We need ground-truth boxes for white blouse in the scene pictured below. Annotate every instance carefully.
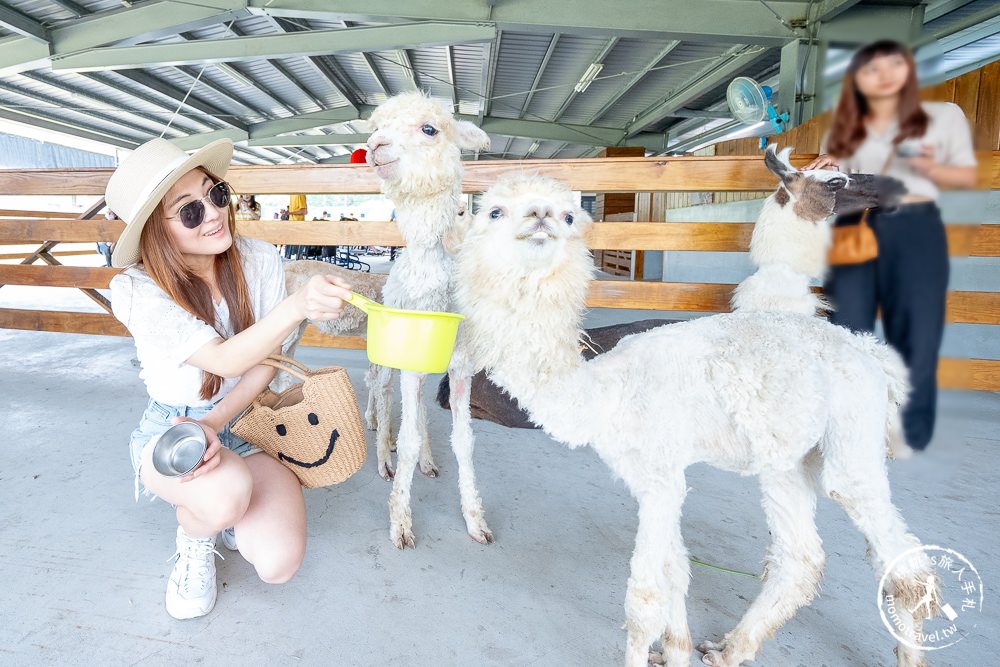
[110,238,288,407]
[823,102,977,200]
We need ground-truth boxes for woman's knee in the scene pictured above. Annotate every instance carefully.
[252,542,305,584]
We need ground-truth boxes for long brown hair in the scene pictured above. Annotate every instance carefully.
[139,168,255,400]
[826,40,928,158]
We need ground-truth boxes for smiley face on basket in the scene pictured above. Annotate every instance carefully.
[273,411,339,470]
[231,356,368,488]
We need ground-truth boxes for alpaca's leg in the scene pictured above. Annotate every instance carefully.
[821,436,931,667]
[417,383,439,477]
[447,370,493,544]
[364,363,379,430]
[373,365,396,481]
[698,463,823,667]
[625,472,691,667]
[387,370,425,549]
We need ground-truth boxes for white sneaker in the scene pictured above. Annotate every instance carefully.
[220,527,238,552]
[165,526,219,620]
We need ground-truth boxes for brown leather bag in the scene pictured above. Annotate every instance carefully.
[827,152,892,266]
[828,208,879,266]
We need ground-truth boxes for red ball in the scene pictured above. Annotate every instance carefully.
[350,148,368,164]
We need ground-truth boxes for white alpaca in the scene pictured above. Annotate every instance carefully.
[364,92,493,548]
[454,173,935,667]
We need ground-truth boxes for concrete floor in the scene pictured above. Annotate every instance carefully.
[1,305,997,666]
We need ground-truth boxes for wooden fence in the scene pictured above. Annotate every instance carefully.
[1,154,998,391]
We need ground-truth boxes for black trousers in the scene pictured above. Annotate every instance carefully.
[823,202,949,450]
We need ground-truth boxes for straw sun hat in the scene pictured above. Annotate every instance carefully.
[106,138,234,268]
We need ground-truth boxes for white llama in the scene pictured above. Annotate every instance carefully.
[364,92,493,547]
[454,172,935,667]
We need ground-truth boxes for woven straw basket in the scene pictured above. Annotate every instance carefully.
[231,355,367,488]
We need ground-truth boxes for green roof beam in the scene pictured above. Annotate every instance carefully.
[51,22,497,73]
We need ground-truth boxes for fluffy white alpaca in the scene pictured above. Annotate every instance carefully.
[364,92,493,547]
[455,174,935,667]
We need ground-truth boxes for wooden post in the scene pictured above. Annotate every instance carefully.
[593,146,645,277]
[634,191,667,280]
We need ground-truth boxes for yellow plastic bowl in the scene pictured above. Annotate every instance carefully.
[347,292,464,373]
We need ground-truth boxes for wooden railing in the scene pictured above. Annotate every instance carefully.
[1,154,998,391]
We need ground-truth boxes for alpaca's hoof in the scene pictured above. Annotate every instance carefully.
[365,416,377,431]
[419,460,440,478]
[647,650,665,665]
[378,461,395,481]
[469,527,494,545]
[389,440,397,453]
[391,526,415,550]
[696,641,725,654]
[700,651,728,667]
[698,646,738,667]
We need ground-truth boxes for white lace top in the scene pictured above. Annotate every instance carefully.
[110,238,287,407]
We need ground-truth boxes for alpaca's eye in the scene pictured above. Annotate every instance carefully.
[421,124,438,137]
[489,208,502,220]
[564,214,574,225]
[276,424,287,437]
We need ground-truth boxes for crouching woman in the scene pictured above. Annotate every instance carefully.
[107,138,352,620]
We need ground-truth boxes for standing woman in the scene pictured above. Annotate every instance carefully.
[236,193,262,221]
[107,138,352,619]
[806,40,977,450]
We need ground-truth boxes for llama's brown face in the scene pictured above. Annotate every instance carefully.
[765,145,905,220]
[774,175,844,221]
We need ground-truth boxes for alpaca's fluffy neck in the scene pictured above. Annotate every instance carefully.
[732,194,832,316]
[385,182,462,250]
[459,246,594,446]
[750,194,831,280]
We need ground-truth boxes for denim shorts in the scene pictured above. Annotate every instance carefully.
[129,399,261,500]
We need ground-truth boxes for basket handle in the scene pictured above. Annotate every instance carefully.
[267,354,311,373]
[259,355,310,381]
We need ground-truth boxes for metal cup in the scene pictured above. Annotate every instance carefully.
[150,421,208,477]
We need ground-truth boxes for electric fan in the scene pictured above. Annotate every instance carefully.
[726,76,788,133]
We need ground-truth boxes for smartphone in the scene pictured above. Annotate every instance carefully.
[895,142,924,158]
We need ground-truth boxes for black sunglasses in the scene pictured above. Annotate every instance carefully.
[169,181,232,229]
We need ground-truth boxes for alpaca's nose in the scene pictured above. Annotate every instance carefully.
[525,202,554,220]
[367,133,390,152]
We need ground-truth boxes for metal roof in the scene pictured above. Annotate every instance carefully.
[0,0,997,165]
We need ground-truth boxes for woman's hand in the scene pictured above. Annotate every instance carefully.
[295,274,353,321]
[803,154,840,171]
[171,416,224,483]
[907,144,936,176]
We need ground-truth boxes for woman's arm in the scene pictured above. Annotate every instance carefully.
[200,361,278,432]
[172,360,280,482]
[186,273,351,378]
[909,146,977,189]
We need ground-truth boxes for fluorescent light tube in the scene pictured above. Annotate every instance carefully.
[574,63,604,93]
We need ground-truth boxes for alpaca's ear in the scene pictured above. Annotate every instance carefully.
[573,207,594,232]
[454,121,491,152]
[764,145,797,182]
